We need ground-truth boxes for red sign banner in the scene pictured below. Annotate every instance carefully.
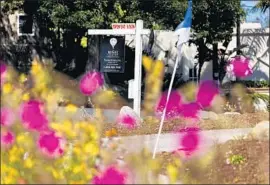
[112,23,136,30]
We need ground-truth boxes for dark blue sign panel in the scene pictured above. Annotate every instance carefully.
[100,36,125,73]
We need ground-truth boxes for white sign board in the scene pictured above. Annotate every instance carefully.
[88,20,148,117]
[112,23,136,30]
[128,79,134,99]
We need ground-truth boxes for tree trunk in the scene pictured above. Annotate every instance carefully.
[198,62,203,82]
[197,39,205,82]
[86,35,100,72]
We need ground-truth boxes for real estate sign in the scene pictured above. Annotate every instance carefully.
[112,23,136,30]
[99,36,125,73]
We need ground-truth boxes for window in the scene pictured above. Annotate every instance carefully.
[17,14,34,36]
[189,64,198,83]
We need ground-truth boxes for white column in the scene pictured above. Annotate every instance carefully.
[133,20,143,117]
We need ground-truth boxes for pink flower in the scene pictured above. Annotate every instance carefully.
[0,108,15,127]
[0,62,7,77]
[1,130,15,146]
[178,127,201,157]
[117,115,137,129]
[155,90,182,119]
[38,131,65,157]
[92,166,127,184]
[79,71,104,96]
[196,80,219,108]
[0,62,7,85]
[227,56,253,78]
[117,106,140,129]
[178,102,201,119]
[20,100,49,132]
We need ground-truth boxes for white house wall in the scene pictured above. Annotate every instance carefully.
[126,23,269,82]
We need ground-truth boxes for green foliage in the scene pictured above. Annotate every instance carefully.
[239,80,269,88]
[1,0,244,78]
[0,0,24,13]
[249,93,269,104]
[253,0,270,13]
[228,154,246,165]
[192,0,245,44]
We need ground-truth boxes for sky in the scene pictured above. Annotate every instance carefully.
[241,0,269,28]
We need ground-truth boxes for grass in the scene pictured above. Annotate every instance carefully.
[101,111,269,137]
[157,139,269,184]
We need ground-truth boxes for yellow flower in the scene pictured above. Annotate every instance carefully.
[174,158,182,167]
[72,164,85,174]
[31,61,43,75]
[167,164,178,183]
[152,60,164,77]
[65,103,78,113]
[149,159,160,171]
[19,73,27,83]
[1,163,7,173]
[2,83,12,94]
[69,181,85,184]
[80,36,88,48]
[24,158,34,169]
[199,150,214,168]
[16,133,33,148]
[73,146,82,156]
[51,120,76,139]
[83,142,99,156]
[93,90,116,105]
[9,155,19,163]
[22,93,30,101]
[9,167,19,177]
[8,146,24,163]
[3,175,16,184]
[51,168,65,180]
[142,55,153,72]
[79,124,99,140]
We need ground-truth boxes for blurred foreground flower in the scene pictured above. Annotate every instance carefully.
[0,61,7,83]
[196,80,219,108]
[178,102,201,119]
[167,164,178,183]
[178,127,201,157]
[105,128,118,137]
[226,56,253,78]
[79,71,104,96]
[92,166,127,184]
[0,108,15,126]
[20,100,49,132]
[1,130,15,146]
[38,131,65,158]
[155,90,182,119]
[117,106,140,129]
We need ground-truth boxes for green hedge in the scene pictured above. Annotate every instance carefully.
[239,80,269,88]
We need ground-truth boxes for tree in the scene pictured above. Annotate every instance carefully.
[1,0,186,75]
[1,0,244,84]
[254,0,270,13]
[191,0,245,82]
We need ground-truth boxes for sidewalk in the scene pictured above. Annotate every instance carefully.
[106,128,252,154]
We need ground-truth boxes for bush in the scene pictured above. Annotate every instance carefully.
[239,80,269,88]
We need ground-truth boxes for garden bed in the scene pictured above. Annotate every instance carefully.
[101,112,269,137]
[157,139,269,184]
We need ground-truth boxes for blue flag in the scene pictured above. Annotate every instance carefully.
[175,0,192,46]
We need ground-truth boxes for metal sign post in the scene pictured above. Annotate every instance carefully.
[88,20,150,117]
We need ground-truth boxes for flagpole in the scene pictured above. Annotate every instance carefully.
[152,45,182,159]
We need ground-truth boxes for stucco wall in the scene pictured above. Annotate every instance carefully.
[126,23,269,82]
